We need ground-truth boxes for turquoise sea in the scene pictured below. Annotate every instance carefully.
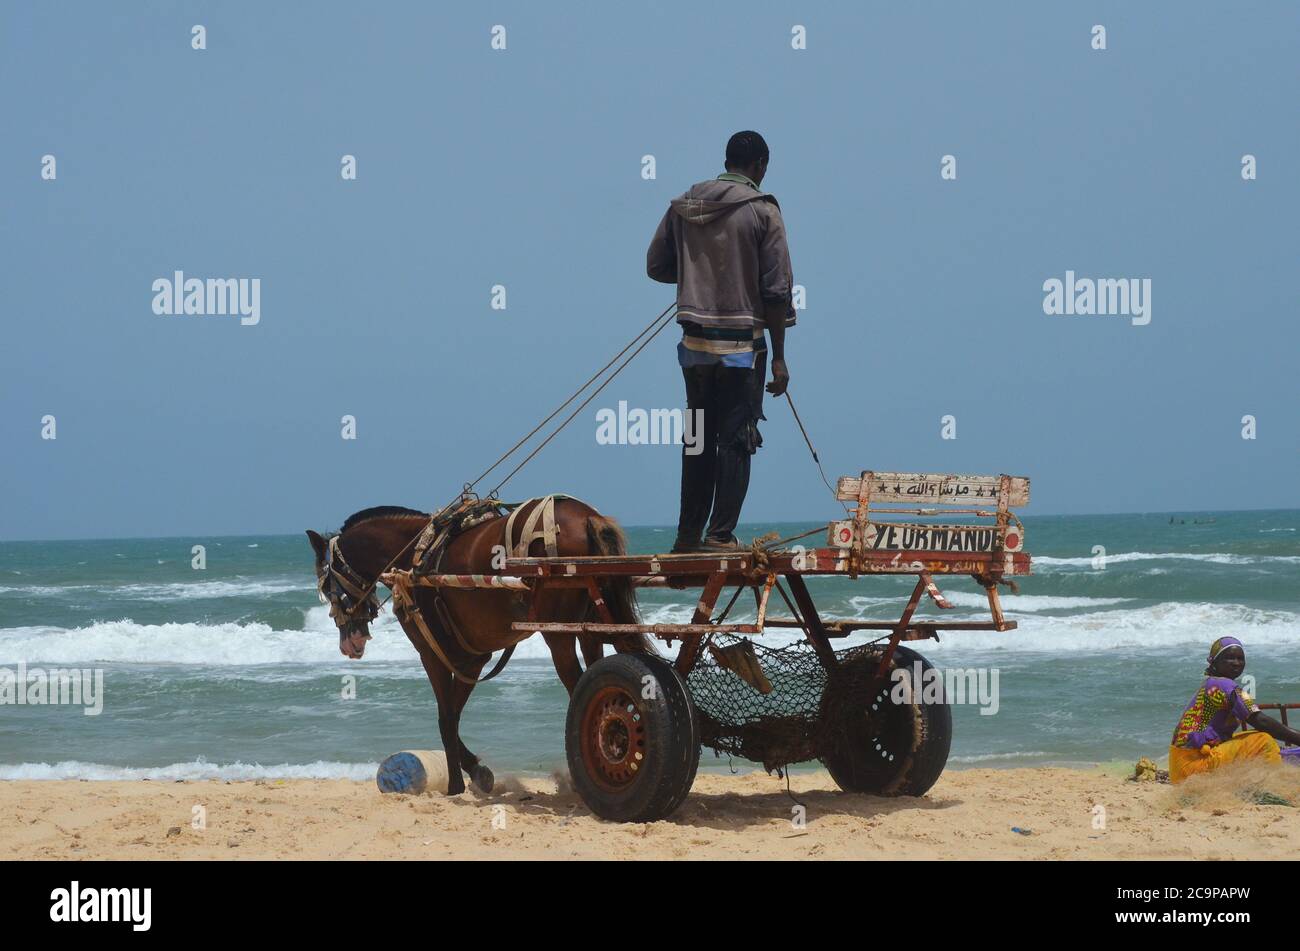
[1,510,1297,780]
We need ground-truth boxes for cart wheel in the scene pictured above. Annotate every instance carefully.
[565,652,699,822]
[820,645,952,797]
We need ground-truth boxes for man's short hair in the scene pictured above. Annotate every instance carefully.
[725,131,769,170]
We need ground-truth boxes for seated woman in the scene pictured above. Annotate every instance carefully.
[1169,636,1300,783]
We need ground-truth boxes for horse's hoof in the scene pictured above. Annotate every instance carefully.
[470,764,495,794]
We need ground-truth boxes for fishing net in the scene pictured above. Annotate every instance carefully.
[685,632,885,773]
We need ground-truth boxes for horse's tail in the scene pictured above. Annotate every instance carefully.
[585,515,656,656]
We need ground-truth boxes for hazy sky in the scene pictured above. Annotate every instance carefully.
[3,2,1297,540]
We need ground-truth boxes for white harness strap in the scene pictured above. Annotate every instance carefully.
[504,495,562,559]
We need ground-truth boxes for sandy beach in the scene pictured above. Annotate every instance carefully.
[4,763,1297,860]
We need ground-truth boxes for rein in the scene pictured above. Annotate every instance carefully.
[320,299,834,684]
[329,300,677,618]
[321,301,837,685]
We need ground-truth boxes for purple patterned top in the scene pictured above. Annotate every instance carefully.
[1171,676,1259,748]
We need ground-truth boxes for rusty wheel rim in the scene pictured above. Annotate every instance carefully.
[580,685,647,793]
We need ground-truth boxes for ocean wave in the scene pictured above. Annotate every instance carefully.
[3,599,1297,666]
[914,601,1300,654]
[487,600,1300,658]
[948,751,1053,764]
[846,594,933,614]
[0,614,413,665]
[921,591,1134,612]
[0,760,375,781]
[1033,551,1300,569]
[0,578,310,601]
[0,584,85,597]
[116,579,310,601]
[630,599,1300,655]
[639,596,971,625]
[637,603,698,625]
[0,607,613,666]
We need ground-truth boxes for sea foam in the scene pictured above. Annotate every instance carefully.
[2,600,1297,666]
[1033,551,1300,568]
[0,759,376,781]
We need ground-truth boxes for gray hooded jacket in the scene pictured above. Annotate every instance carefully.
[646,178,795,334]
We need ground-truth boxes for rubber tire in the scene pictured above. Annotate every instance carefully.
[821,645,952,797]
[565,653,700,822]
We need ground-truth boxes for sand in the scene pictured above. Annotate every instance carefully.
[3,764,1297,860]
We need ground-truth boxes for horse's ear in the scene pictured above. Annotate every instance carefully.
[305,530,328,563]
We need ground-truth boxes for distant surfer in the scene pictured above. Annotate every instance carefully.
[646,130,796,553]
[1168,636,1300,783]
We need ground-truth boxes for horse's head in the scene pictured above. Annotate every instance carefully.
[306,528,379,659]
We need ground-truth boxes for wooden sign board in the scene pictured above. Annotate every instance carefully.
[836,472,1030,508]
[828,521,1024,554]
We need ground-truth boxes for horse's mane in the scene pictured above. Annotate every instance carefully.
[339,505,428,534]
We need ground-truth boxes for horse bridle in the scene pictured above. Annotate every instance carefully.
[315,499,518,683]
[318,535,381,627]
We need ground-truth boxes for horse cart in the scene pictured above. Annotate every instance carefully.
[370,470,1032,822]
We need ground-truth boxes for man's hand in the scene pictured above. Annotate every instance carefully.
[766,358,790,396]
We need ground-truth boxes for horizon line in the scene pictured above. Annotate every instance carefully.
[1,505,1295,545]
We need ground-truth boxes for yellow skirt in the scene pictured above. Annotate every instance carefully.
[1168,731,1281,784]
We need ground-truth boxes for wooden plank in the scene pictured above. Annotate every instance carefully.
[676,572,727,676]
[510,621,760,636]
[858,552,1030,575]
[836,472,1030,507]
[504,547,1032,578]
[828,521,1025,553]
[761,619,1017,633]
[514,618,1020,638]
[586,578,615,624]
[783,574,837,669]
[871,575,929,688]
[515,572,1027,641]
[505,553,751,576]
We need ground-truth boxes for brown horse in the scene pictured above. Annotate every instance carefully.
[307,498,651,795]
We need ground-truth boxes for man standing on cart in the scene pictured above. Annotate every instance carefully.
[646,130,796,553]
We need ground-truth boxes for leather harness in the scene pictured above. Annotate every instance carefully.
[387,495,574,685]
[319,535,381,627]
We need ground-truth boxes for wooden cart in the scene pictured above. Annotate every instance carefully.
[390,470,1031,821]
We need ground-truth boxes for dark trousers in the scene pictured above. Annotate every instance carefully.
[677,352,766,544]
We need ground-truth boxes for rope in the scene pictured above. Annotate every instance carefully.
[357,309,846,608]
[346,526,422,608]
[453,302,676,507]
[784,769,808,811]
[711,584,746,625]
[486,305,678,498]
[749,531,781,571]
[449,309,839,526]
[784,390,850,514]
[349,304,678,608]
[764,525,827,550]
